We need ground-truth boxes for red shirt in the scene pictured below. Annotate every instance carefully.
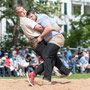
[5,58,10,66]
[15,49,19,54]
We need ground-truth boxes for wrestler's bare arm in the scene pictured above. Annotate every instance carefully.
[34,24,44,31]
[37,24,54,42]
[38,24,60,39]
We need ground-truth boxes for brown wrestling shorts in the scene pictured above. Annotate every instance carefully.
[28,37,38,51]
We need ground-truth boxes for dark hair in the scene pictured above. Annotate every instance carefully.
[26,9,36,17]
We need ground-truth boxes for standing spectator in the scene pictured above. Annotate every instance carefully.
[59,46,64,58]
[15,45,20,55]
[77,47,82,54]
[65,46,72,58]
[20,45,26,55]
[8,49,12,58]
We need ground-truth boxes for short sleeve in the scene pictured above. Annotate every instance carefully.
[39,17,50,28]
[24,18,37,29]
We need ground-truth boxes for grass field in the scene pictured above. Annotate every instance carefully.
[0,73,90,79]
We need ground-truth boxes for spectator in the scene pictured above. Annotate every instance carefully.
[15,45,20,55]
[65,46,72,58]
[18,53,28,76]
[0,48,4,58]
[28,53,39,72]
[61,52,69,69]
[20,45,26,55]
[76,54,89,73]
[69,55,78,74]
[0,57,5,77]
[77,47,82,54]
[60,46,64,58]
[8,50,12,58]
[10,53,18,76]
[4,53,11,76]
[57,52,61,58]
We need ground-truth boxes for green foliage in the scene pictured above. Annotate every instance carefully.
[64,14,90,48]
[0,0,61,48]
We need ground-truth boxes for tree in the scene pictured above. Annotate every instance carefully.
[64,14,90,48]
[0,0,61,48]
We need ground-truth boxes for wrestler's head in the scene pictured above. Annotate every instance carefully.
[26,10,37,21]
[15,6,27,17]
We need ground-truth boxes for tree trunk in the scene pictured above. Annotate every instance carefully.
[12,25,20,46]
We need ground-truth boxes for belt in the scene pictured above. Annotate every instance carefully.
[30,36,38,40]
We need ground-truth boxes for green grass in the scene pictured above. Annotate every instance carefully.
[65,73,90,79]
[0,76,26,79]
[0,73,90,79]
[37,73,90,79]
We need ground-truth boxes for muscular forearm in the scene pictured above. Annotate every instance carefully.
[34,24,44,31]
[39,25,51,38]
[52,27,60,32]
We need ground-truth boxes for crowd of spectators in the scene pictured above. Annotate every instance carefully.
[0,45,90,77]
[56,46,90,74]
[0,45,43,77]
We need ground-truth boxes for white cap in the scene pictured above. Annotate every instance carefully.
[75,55,78,58]
[84,54,89,57]
[31,53,36,57]
[57,52,60,54]
[1,57,6,60]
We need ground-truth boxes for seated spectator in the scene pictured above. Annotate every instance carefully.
[57,52,61,58]
[69,55,78,74]
[28,53,39,72]
[65,46,72,58]
[4,53,11,76]
[59,46,64,58]
[18,53,29,76]
[10,53,18,77]
[76,54,89,73]
[61,52,69,69]
[0,57,5,77]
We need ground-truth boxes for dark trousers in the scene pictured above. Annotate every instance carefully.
[5,66,11,77]
[11,70,17,77]
[35,41,70,81]
[0,67,5,77]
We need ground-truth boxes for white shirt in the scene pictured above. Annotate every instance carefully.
[10,58,18,71]
[20,17,40,39]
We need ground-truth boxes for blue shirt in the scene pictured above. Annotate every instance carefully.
[80,56,89,64]
[61,56,69,68]
[65,50,72,58]
[36,14,60,42]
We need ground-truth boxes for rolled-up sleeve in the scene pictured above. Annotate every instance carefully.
[24,18,37,29]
